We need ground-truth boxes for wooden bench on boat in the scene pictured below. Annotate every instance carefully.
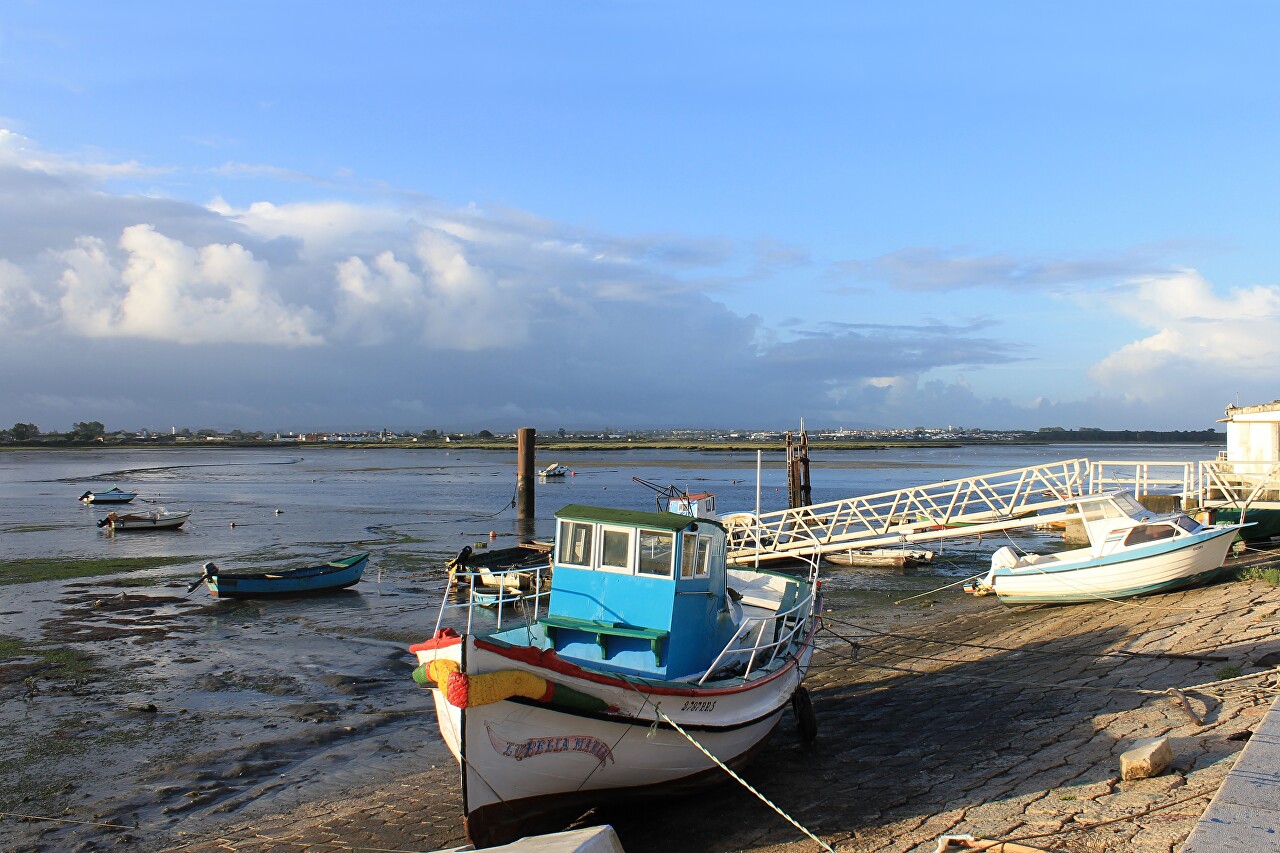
[538,614,669,665]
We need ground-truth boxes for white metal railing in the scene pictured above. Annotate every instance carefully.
[1198,459,1280,509]
[1088,460,1195,498]
[696,581,817,684]
[725,459,1090,564]
[700,544,821,684]
[433,564,551,636]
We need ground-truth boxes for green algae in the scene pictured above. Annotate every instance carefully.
[0,634,98,678]
[0,556,192,586]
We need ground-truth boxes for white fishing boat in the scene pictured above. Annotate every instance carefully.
[97,508,192,531]
[411,503,821,847]
[539,463,570,478]
[964,491,1246,605]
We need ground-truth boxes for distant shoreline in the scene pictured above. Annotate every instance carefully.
[0,434,1225,453]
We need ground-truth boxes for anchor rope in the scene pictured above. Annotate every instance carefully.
[652,705,835,853]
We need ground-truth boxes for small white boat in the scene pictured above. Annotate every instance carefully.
[539,463,570,477]
[825,548,934,569]
[97,509,192,531]
[80,487,137,504]
[411,503,820,847]
[964,491,1246,605]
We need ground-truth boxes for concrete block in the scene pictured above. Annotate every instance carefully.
[1121,736,1173,781]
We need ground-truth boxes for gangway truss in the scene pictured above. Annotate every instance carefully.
[724,458,1091,565]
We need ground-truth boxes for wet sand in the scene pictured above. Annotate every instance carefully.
[79,551,1276,853]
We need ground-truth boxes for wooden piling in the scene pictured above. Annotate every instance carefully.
[517,427,535,522]
[786,430,812,509]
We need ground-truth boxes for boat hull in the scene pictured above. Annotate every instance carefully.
[825,549,933,570]
[206,554,368,598]
[985,526,1239,605]
[419,628,813,847]
[103,511,191,531]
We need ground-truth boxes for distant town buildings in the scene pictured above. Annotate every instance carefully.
[1,423,1223,445]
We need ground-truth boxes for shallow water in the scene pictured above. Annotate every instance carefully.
[0,443,1219,850]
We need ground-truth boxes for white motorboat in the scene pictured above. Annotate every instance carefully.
[964,491,1246,605]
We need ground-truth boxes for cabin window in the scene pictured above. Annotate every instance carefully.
[1176,515,1200,533]
[1123,524,1176,546]
[558,520,594,568]
[681,532,713,578]
[600,526,634,573]
[638,529,675,577]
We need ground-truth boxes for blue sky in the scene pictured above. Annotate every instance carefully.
[2,2,1278,433]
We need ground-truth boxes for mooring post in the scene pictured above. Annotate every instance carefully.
[517,427,535,522]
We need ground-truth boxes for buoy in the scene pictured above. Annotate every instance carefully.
[274,509,283,515]
[489,531,497,539]
[230,522,236,528]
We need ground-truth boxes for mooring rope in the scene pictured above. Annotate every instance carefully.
[893,570,988,604]
[652,704,835,853]
[821,614,1229,662]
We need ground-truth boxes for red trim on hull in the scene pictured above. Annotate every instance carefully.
[409,628,462,654]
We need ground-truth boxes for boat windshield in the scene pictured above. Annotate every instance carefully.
[1110,492,1150,518]
[1080,499,1130,524]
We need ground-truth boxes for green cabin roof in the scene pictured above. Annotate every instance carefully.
[554,504,708,532]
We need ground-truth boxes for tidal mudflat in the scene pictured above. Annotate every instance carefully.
[0,443,1230,850]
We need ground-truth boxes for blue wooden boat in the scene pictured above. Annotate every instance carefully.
[193,552,369,598]
[80,486,137,504]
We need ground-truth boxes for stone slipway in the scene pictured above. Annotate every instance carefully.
[158,560,1280,853]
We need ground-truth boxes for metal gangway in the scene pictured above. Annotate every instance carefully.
[725,458,1091,565]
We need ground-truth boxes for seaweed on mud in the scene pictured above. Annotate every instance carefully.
[0,635,98,684]
[0,556,193,586]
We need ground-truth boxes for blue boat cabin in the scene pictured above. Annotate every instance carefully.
[541,504,739,678]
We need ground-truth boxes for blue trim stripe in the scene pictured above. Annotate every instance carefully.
[990,526,1239,578]
[995,565,1230,605]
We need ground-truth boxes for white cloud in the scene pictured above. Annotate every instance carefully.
[233,200,410,258]
[0,258,53,331]
[0,128,169,181]
[5,126,1239,432]
[56,225,323,346]
[1091,269,1280,397]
